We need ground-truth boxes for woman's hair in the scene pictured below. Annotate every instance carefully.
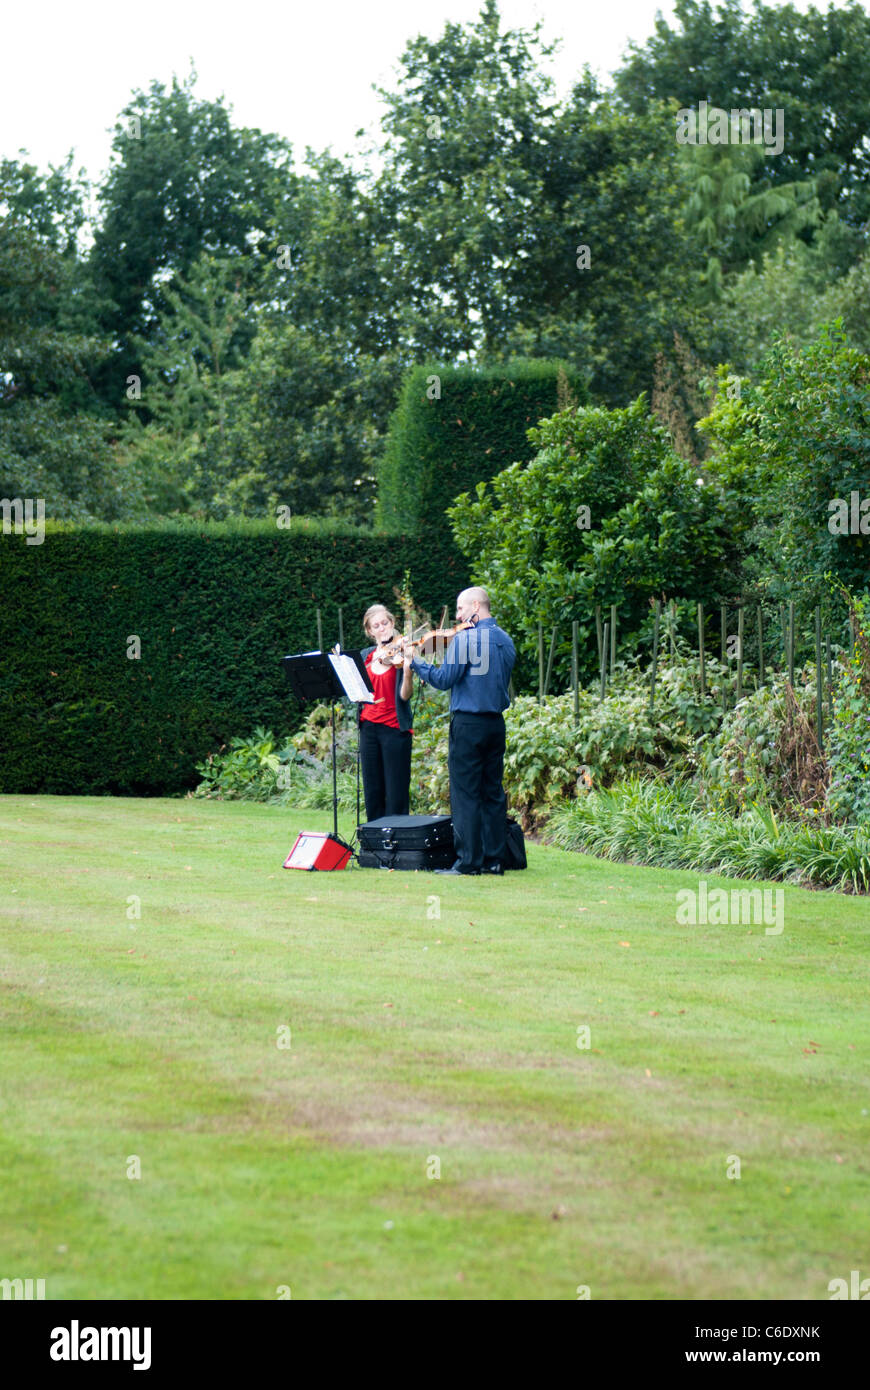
[362,604,395,638]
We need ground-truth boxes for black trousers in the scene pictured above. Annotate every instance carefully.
[359,721,412,822]
[448,711,507,872]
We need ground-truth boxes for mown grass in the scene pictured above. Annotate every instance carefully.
[1,795,868,1300]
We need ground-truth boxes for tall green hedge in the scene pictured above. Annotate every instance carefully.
[377,359,588,532]
[0,519,468,795]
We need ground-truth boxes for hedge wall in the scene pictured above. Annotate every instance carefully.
[0,520,468,795]
[377,359,588,532]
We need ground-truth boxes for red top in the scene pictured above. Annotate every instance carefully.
[360,650,401,728]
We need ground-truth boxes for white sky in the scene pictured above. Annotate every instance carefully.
[2,0,836,192]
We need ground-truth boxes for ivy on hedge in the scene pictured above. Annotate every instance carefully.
[0,519,467,795]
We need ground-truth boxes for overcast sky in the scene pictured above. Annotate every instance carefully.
[2,0,834,190]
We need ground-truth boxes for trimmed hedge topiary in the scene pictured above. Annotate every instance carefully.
[0,518,467,795]
[377,359,587,532]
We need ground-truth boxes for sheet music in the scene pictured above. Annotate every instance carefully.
[328,652,374,702]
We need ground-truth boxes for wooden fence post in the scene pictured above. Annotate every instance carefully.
[610,604,617,678]
[698,604,706,699]
[650,600,661,711]
[788,600,795,687]
[600,622,609,701]
[815,608,823,750]
[543,626,557,700]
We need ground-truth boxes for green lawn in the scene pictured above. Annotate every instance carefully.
[1,795,868,1300]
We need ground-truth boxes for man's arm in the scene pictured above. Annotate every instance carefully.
[410,633,468,690]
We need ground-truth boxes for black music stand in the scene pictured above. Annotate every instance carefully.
[281,650,374,848]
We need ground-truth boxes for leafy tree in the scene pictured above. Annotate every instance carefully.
[615,0,870,226]
[681,137,818,299]
[121,252,253,512]
[88,68,298,408]
[448,397,741,686]
[0,157,106,409]
[499,93,703,405]
[700,327,870,603]
[372,0,560,362]
[0,162,133,518]
[219,318,397,520]
[373,2,704,406]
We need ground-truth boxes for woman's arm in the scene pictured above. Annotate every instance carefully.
[400,653,414,702]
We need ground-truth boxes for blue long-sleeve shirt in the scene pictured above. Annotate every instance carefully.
[410,617,516,713]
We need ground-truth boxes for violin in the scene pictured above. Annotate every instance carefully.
[370,617,477,674]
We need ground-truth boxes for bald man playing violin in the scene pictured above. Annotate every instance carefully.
[407,587,516,876]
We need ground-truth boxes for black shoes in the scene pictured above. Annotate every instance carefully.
[434,861,504,876]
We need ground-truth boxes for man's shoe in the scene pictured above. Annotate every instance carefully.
[435,862,480,876]
[483,862,504,875]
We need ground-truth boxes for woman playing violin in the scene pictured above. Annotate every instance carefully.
[358,603,415,821]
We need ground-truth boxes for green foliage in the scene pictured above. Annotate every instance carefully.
[828,596,870,826]
[89,69,294,390]
[192,716,360,810]
[550,776,870,893]
[221,319,398,522]
[701,327,870,602]
[448,397,743,685]
[697,672,830,818]
[503,687,692,816]
[0,398,143,522]
[378,359,586,532]
[193,725,286,802]
[681,138,818,301]
[373,3,702,406]
[615,0,870,227]
[0,523,467,795]
[373,0,562,363]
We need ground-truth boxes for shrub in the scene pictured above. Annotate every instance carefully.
[697,670,831,818]
[827,595,870,826]
[448,396,744,690]
[549,776,870,893]
[377,359,586,532]
[0,520,467,795]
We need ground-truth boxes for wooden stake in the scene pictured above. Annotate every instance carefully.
[650,600,661,711]
[572,620,579,724]
[788,600,795,687]
[544,626,557,699]
[815,607,823,750]
[698,603,706,699]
